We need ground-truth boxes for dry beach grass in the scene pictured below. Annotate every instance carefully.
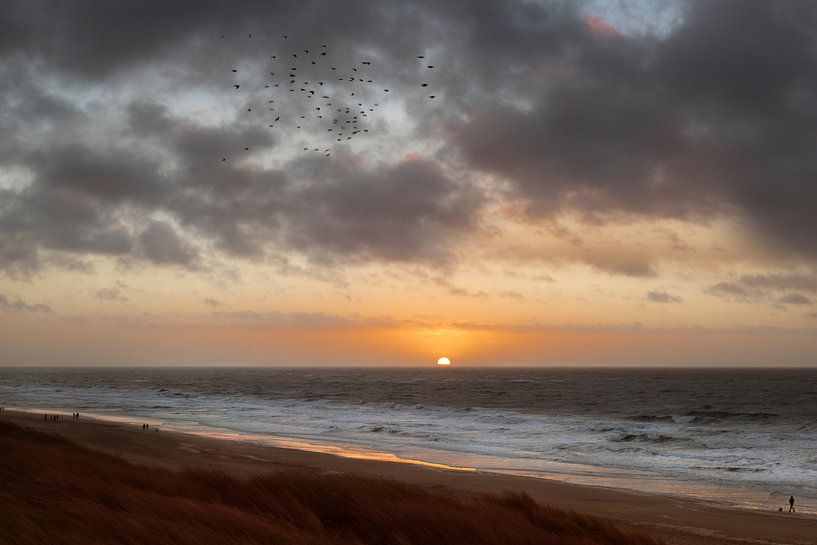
[0,420,661,545]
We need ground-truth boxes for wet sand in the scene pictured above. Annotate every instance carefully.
[2,409,814,545]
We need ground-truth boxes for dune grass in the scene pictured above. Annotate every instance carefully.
[0,421,663,545]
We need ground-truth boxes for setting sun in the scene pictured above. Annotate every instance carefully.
[436,357,451,366]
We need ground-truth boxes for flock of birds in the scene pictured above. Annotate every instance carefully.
[221,33,437,161]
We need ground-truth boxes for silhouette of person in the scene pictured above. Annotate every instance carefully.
[789,496,795,513]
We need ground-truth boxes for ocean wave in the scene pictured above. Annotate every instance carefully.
[692,466,767,473]
[628,414,675,422]
[685,410,778,421]
[612,433,684,444]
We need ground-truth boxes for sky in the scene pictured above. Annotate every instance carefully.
[2,0,817,366]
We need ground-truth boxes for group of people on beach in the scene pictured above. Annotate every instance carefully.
[42,412,80,422]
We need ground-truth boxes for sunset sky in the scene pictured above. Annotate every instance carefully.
[2,0,817,366]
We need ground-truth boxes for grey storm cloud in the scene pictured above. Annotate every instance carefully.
[34,144,169,205]
[707,273,817,305]
[136,221,200,267]
[499,290,524,299]
[446,0,817,251]
[777,293,812,306]
[647,290,682,303]
[2,0,817,277]
[739,274,817,293]
[210,310,393,329]
[705,282,751,302]
[0,294,50,313]
[95,286,128,303]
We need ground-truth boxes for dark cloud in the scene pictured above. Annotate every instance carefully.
[777,293,812,306]
[136,221,199,267]
[203,297,222,308]
[739,274,817,293]
[168,146,479,264]
[499,290,523,299]
[0,294,50,313]
[583,250,656,277]
[3,187,131,248]
[1,71,478,277]
[447,0,817,257]
[707,273,817,305]
[2,0,817,279]
[278,158,480,264]
[647,290,682,303]
[34,144,169,205]
[706,282,750,301]
[95,287,128,303]
[0,1,232,79]
[211,310,387,329]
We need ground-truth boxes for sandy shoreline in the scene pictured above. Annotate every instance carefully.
[2,409,815,545]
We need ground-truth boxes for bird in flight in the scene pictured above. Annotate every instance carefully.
[223,35,438,160]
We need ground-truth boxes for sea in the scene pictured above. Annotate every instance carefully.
[1,367,815,514]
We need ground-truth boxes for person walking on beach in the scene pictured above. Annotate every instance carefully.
[789,496,795,513]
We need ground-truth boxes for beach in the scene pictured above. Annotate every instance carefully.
[3,367,814,513]
[1,409,814,545]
